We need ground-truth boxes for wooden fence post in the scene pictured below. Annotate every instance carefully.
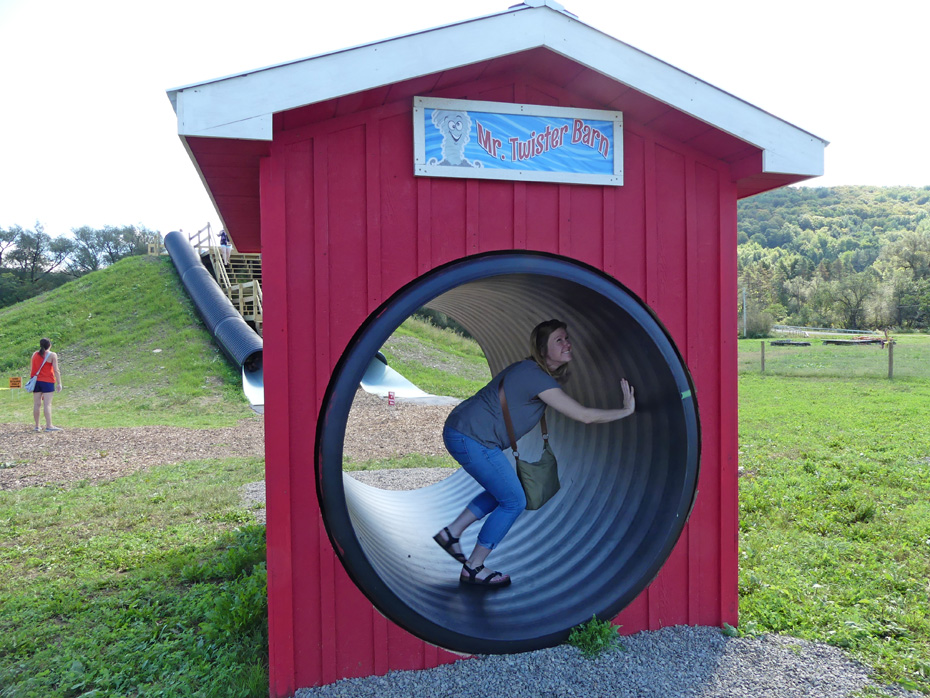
[888,341,894,379]
[761,340,765,374]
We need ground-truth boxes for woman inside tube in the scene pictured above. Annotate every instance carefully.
[434,319,635,587]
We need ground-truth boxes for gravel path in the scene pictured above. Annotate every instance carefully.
[0,389,452,491]
[295,626,919,698]
[0,417,265,490]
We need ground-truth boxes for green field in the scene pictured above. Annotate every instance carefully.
[738,334,930,381]
[0,460,268,698]
[737,336,930,691]
[378,315,490,399]
[738,372,930,691]
[1,261,929,694]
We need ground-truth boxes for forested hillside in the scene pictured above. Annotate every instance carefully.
[736,186,930,333]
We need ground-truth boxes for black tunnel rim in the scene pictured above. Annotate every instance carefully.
[315,250,700,654]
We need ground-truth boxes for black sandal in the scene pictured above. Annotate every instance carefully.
[459,563,511,587]
[433,527,467,564]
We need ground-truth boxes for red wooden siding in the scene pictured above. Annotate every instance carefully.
[690,161,724,626]
[262,76,739,694]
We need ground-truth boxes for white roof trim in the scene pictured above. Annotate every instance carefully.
[167,3,826,177]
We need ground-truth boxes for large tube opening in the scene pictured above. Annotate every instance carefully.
[317,251,700,655]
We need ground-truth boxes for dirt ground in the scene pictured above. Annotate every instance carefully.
[0,389,455,491]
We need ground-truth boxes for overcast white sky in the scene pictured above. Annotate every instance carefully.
[1,0,927,238]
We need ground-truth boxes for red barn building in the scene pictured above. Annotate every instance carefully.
[168,3,826,696]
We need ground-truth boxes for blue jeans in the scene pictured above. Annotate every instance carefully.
[443,426,526,550]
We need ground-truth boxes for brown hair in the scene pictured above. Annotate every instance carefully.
[39,338,51,357]
[528,319,570,383]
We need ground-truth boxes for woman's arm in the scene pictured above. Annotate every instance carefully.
[51,352,62,391]
[538,379,635,424]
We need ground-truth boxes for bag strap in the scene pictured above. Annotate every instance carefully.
[32,352,50,378]
[498,373,548,459]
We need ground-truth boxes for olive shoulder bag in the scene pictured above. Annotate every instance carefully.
[498,376,560,510]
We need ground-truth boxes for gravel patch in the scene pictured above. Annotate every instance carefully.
[344,389,455,462]
[0,417,264,490]
[239,480,269,524]
[294,626,919,698]
[347,467,453,489]
[0,388,451,491]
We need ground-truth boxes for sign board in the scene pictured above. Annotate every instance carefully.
[413,97,623,186]
[9,377,22,389]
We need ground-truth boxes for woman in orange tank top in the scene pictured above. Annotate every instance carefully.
[30,338,63,432]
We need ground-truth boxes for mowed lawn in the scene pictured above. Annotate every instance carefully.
[737,336,930,692]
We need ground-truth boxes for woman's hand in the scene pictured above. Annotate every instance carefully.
[539,379,636,425]
[620,378,635,414]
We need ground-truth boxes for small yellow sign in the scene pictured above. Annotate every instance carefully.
[9,377,22,389]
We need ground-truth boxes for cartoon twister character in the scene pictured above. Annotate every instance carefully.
[428,109,482,168]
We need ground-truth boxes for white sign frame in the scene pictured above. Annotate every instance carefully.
[413,96,623,186]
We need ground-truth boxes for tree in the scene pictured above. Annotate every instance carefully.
[875,227,930,281]
[881,272,930,329]
[867,281,898,328]
[826,271,878,329]
[5,224,74,282]
[766,222,799,248]
[68,227,104,275]
[739,262,778,314]
[783,276,814,317]
[801,279,835,327]
[1,222,164,309]
[68,225,161,275]
[0,226,18,266]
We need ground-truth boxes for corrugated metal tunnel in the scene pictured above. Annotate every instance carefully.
[317,251,700,655]
[164,230,263,372]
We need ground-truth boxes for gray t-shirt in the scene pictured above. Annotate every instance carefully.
[445,360,561,450]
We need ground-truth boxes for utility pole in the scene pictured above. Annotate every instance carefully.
[742,287,748,338]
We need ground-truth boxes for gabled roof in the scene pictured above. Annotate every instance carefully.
[168,0,827,249]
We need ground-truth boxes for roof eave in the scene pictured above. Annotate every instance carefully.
[167,3,826,180]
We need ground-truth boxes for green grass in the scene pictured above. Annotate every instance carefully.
[378,316,490,399]
[567,616,624,658]
[0,255,246,428]
[344,452,458,471]
[738,334,930,381]
[0,457,267,698]
[738,373,930,692]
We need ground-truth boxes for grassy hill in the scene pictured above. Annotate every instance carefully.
[0,255,246,428]
[380,314,490,398]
